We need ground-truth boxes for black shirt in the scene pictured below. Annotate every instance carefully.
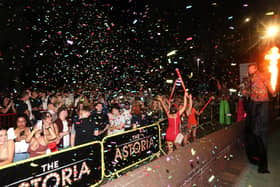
[92,111,109,140]
[72,115,97,146]
[14,99,28,115]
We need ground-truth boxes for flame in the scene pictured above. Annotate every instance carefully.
[265,46,280,91]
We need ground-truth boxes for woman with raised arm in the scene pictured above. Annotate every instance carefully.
[184,95,199,144]
[41,112,60,152]
[0,96,16,114]
[26,125,48,158]
[158,92,188,153]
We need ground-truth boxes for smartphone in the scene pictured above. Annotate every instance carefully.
[20,131,25,136]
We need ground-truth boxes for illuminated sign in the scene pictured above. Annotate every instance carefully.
[0,141,103,187]
[103,124,160,176]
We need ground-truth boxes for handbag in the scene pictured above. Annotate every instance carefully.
[175,133,184,144]
[174,113,184,144]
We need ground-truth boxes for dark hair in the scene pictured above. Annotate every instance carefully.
[20,91,29,99]
[57,105,68,116]
[81,105,91,112]
[1,96,9,106]
[124,101,130,106]
[41,112,52,121]
[15,114,32,128]
[169,104,178,114]
[48,94,56,105]
[95,102,103,107]
[0,126,7,131]
[110,103,120,112]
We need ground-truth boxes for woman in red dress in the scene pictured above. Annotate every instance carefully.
[158,93,188,153]
[184,95,199,144]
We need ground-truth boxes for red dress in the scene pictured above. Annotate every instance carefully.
[166,112,180,142]
[187,108,197,129]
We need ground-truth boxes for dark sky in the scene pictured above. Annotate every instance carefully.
[0,0,279,92]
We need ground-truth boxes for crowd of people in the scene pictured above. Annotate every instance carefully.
[0,83,241,167]
[0,88,167,166]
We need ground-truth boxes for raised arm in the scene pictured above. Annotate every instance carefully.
[26,127,39,143]
[158,96,169,115]
[179,93,188,115]
[186,95,193,116]
[0,102,13,114]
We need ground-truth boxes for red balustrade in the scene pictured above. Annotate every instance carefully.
[0,113,17,129]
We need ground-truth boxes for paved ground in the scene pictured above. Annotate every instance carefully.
[237,117,280,187]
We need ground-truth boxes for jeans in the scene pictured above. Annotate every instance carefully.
[246,101,271,169]
[13,153,29,162]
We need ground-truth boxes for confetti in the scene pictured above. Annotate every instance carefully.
[208,175,215,183]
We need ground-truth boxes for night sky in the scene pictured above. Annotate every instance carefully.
[0,0,279,94]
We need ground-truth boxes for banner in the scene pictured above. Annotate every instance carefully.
[103,123,160,176]
[0,141,103,187]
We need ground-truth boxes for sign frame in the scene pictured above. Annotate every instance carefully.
[0,141,104,187]
[102,122,163,178]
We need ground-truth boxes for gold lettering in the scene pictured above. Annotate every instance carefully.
[62,167,73,186]
[18,182,30,187]
[73,165,79,181]
[30,177,42,187]
[114,147,123,161]
[128,143,133,155]
[78,162,91,179]
[141,139,146,152]
[123,145,129,158]
[42,172,60,187]
[134,141,141,154]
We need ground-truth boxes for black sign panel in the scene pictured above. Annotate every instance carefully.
[0,142,102,187]
[103,124,160,176]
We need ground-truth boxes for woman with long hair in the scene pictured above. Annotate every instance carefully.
[7,114,30,162]
[41,112,60,152]
[0,127,14,166]
[108,104,125,135]
[0,96,16,114]
[47,95,58,121]
[26,125,48,158]
[158,93,188,153]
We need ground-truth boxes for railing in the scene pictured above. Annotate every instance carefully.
[0,121,164,187]
[0,99,239,186]
[0,113,17,129]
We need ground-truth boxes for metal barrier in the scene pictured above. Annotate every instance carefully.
[0,110,236,186]
[0,113,17,129]
[0,121,163,187]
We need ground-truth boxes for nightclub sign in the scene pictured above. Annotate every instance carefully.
[103,123,161,176]
[0,141,102,187]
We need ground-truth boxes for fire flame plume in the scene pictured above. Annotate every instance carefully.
[265,46,280,92]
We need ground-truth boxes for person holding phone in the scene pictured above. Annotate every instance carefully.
[26,124,48,158]
[7,114,30,162]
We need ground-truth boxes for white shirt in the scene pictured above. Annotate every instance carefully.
[7,128,29,153]
[109,114,125,135]
[62,120,70,148]
[74,96,81,107]
[121,109,132,128]
[65,94,74,107]
[42,96,49,110]
[25,99,33,120]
